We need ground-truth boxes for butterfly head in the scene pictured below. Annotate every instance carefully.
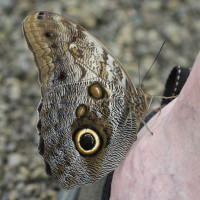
[127,83,148,122]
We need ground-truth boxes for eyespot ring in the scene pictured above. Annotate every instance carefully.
[75,129,100,155]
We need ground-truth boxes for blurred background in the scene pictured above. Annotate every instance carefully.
[0,0,199,199]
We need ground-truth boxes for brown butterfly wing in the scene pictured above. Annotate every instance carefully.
[23,11,139,189]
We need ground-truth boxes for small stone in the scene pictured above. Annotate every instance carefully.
[46,190,58,199]
[78,11,96,28]
[143,0,162,11]
[0,136,6,152]
[135,29,147,42]
[8,189,19,200]
[16,182,25,191]
[116,23,135,45]
[19,166,30,178]
[147,30,160,42]
[192,21,200,32]
[24,183,40,196]
[0,0,14,9]
[6,142,16,152]
[31,167,46,179]
[8,153,23,168]
[5,78,22,101]
[167,0,180,10]
[163,23,182,45]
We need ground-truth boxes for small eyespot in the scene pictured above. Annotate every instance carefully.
[45,32,53,38]
[74,129,100,155]
[87,83,110,100]
[58,72,67,80]
[90,84,102,99]
[76,104,88,117]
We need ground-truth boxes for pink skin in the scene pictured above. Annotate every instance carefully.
[110,52,200,200]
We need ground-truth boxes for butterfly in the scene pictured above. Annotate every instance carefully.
[23,11,149,189]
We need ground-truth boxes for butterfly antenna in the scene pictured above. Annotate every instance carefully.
[140,117,153,134]
[141,41,165,85]
[149,97,162,118]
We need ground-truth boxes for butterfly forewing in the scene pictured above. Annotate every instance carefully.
[23,11,141,189]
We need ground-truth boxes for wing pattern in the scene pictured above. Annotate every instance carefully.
[23,11,139,189]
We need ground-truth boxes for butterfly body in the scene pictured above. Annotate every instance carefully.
[23,11,148,189]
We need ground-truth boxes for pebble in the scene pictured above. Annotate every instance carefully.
[116,22,135,45]
[0,136,6,152]
[31,167,46,179]
[8,190,19,200]
[7,153,23,168]
[163,23,182,45]
[24,183,40,196]
[19,166,30,178]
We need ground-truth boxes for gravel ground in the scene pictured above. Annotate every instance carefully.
[0,0,199,199]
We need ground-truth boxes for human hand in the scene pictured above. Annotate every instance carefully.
[110,53,200,200]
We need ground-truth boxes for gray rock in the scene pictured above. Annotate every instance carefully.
[7,153,23,168]
[8,189,19,200]
[24,183,40,196]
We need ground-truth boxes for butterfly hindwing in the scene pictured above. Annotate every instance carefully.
[23,11,140,189]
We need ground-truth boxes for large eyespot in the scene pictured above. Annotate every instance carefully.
[76,104,88,117]
[74,129,100,155]
[88,83,110,100]
[58,72,67,80]
[45,32,53,38]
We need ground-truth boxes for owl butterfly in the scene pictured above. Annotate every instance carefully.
[23,11,151,189]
